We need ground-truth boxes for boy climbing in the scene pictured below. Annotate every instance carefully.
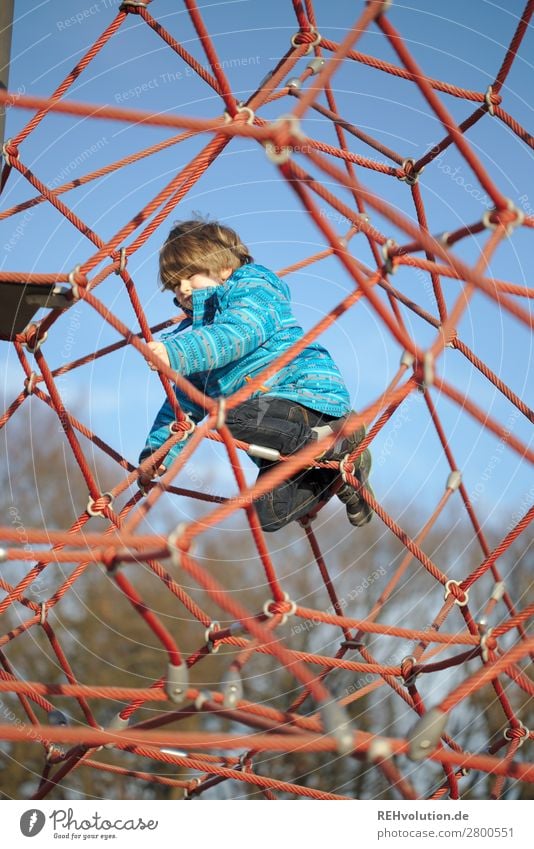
[139,217,373,531]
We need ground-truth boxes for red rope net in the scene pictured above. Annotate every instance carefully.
[0,0,532,800]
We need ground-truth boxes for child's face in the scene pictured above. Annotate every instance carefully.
[174,268,233,310]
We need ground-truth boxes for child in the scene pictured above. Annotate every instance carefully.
[138,218,373,531]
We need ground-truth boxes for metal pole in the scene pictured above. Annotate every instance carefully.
[0,0,15,152]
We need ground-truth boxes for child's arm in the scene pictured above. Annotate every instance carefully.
[162,276,285,376]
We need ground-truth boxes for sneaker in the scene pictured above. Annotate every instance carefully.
[313,413,366,465]
[337,448,374,527]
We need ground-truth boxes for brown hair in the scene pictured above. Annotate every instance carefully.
[159,218,253,291]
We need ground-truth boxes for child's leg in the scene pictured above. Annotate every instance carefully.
[226,397,338,532]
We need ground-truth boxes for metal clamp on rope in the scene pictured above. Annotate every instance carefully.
[167,522,187,569]
[444,579,469,607]
[407,707,448,761]
[115,247,127,274]
[68,264,82,300]
[503,720,528,748]
[204,620,222,653]
[1,138,17,167]
[223,104,255,125]
[119,1,149,10]
[366,0,393,14]
[264,113,305,164]
[446,470,462,491]
[307,57,325,74]
[400,654,419,687]
[24,372,37,396]
[482,198,525,236]
[39,602,47,625]
[86,492,114,518]
[247,444,280,461]
[104,713,130,749]
[290,27,322,54]
[400,349,415,369]
[165,661,189,704]
[169,413,195,442]
[381,238,397,274]
[484,85,497,116]
[340,453,357,486]
[491,581,505,602]
[398,157,422,186]
[23,328,48,354]
[262,591,296,625]
[285,77,302,91]
[319,700,354,756]
[367,738,392,762]
[221,666,243,708]
[183,778,201,800]
[479,627,494,662]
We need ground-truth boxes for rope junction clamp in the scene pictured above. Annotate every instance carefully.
[264,113,305,164]
[479,627,495,662]
[400,349,415,369]
[0,548,7,563]
[119,1,149,10]
[381,238,397,274]
[291,28,322,55]
[484,85,496,116]
[491,581,506,602]
[398,157,422,185]
[169,414,195,441]
[204,621,222,653]
[367,738,392,761]
[407,707,448,761]
[104,713,130,748]
[262,591,296,626]
[366,0,393,14]
[167,522,188,569]
[86,492,114,519]
[39,602,47,625]
[446,470,462,491]
[444,579,469,607]
[340,453,358,486]
[183,778,202,800]
[223,104,255,125]
[482,198,525,236]
[1,138,17,167]
[115,247,127,274]
[23,328,48,354]
[319,700,354,756]
[165,661,189,704]
[24,372,37,395]
[220,666,243,708]
[400,654,419,687]
[503,720,529,748]
[68,264,82,300]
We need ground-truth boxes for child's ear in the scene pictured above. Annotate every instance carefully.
[220,267,233,282]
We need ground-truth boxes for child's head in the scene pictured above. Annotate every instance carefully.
[159,218,253,293]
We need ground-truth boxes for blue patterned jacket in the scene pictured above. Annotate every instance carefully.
[139,263,350,466]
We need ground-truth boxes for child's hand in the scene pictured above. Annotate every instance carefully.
[146,341,170,371]
[138,463,166,490]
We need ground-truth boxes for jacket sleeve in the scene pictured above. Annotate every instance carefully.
[162,277,283,376]
[139,387,206,468]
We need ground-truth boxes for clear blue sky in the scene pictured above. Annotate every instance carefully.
[1,0,532,533]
